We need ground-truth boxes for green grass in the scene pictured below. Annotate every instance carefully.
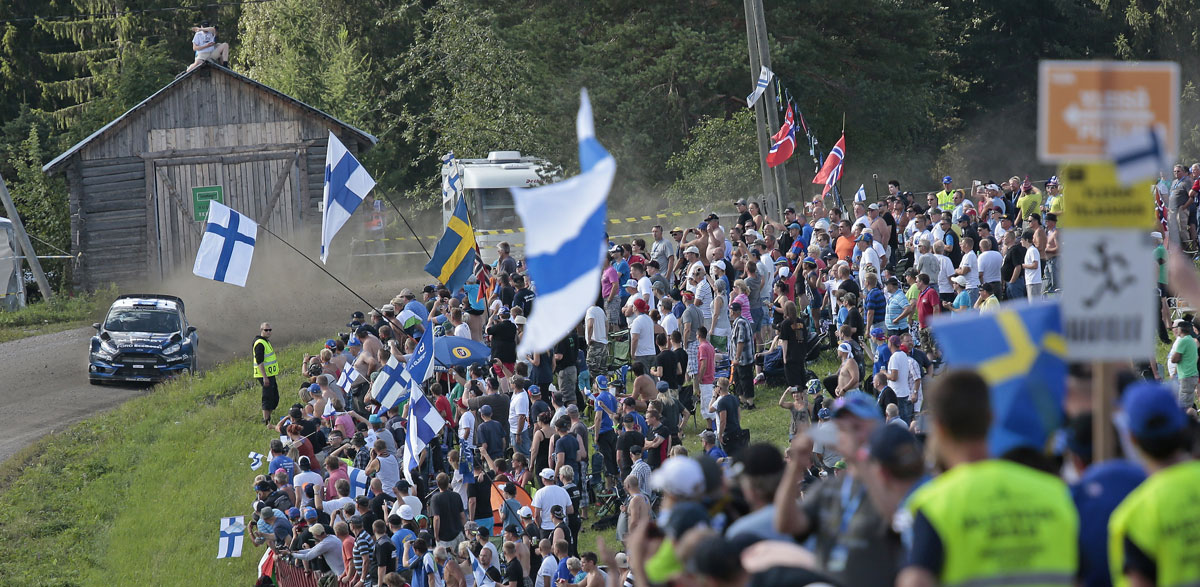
[0,284,117,343]
[0,341,315,585]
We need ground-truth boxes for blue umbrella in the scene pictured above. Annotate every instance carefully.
[434,336,491,369]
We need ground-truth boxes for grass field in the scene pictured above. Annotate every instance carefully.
[0,285,117,343]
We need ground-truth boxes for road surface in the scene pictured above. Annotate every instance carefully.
[0,326,148,464]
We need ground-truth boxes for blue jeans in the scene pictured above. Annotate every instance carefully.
[1006,279,1026,300]
[512,431,531,458]
[897,396,915,424]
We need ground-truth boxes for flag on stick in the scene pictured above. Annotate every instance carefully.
[746,66,774,108]
[813,134,846,197]
[193,202,257,287]
[218,516,245,559]
[321,131,376,263]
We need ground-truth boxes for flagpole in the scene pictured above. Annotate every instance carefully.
[379,196,433,260]
[258,224,377,314]
[872,174,880,201]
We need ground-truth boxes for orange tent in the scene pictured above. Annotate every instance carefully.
[489,480,532,528]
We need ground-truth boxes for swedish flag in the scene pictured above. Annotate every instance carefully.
[424,196,477,294]
[931,301,1068,457]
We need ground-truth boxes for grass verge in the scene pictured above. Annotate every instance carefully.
[0,341,313,585]
[0,284,117,343]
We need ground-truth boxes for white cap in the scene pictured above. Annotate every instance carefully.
[952,275,968,287]
[539,468,556,480]
[398,504,415,521]
[518,506,533,518]
[624,279,638,288]
[712,260,726,271]
[1152,231,1164,240]
[649,456,705,498]
[514,315,527,325]
[814,219,831,232]
[778,267,791,278]
[684,245,700,255]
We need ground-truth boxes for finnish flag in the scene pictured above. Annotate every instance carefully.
[1108,125,1169,186]
[511,89,616,355]
[371,355,411,411]
[321,131,376,263]
[248,452,264,471]
[746,65,774,108]
[854,184,867,203]
[442,151,463,203]
[192,202,256,287]
[402,390,446,485]
[470,549,496,586]
[348,466,370,498]
[217,516,245,559]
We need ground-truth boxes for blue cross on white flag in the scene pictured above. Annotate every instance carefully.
[746,65,775,108]
[371,355,409,410]
[248,452,264,471]
[217,516,245,559]
[442,152,463,204]
[321,131,376,264]
[511,89,616,355]
[1107,125,1169,186]
[402,389,446,485]
[470,549,496,586]
[854,184,867,203]
[193,201,257,287]
[348,466,370,498]
[337,364,361,394]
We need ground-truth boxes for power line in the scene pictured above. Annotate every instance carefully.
[0,0,280,24]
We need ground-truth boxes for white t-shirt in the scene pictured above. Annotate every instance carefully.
[859,247,881,284]
[537,555,560,587]
[630,314,656,356]
[320,496,354,515]
[192,30,215,50]
[659,312,678,336]
[293,471,323,505]
[585,306,608,344]
[637,276,654,304]
[978,250,1003,283]
[531,484,572,530]
[937,255,955,294]
[376,453,401,497]
[1024,246,1042,284]
[458,410,476,448]
[888,350,912,398]
[454,322,472,339]
[391,494,424,518]
[959,250,980,288]
[509,391,530,434]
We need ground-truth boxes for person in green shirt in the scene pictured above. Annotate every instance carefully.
[1169,319,1198,408]
[1016,184,1043,221]
[1154,231,1171,344]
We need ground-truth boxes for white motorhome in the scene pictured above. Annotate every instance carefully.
[441,151,554,263]
[0,218,26,311]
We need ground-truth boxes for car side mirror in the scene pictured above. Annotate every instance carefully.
[92,323,100,330]
[186,326,197,335]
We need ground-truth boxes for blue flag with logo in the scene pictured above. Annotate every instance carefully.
[931,301,1067,456]
[424,195,477,295]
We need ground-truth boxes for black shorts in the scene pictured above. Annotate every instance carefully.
[260,376,279,411]
[465,306,484,316]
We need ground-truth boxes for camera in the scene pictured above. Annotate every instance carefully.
[307,363,323,377]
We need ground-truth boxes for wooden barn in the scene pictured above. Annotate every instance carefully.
[42,61,376,289]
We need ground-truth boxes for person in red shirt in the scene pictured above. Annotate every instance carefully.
[696,326,717,429]
[916,273,941,359]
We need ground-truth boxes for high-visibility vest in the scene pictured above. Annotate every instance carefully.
[253,337,279,378]
[907,459,1077,586]
[936,189,956,207]
[1109,460,1200,587]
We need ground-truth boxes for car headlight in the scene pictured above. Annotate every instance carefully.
[95,340,118,359]
[163,342,182,355]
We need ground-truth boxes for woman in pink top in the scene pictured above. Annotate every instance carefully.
[732,279,753,321]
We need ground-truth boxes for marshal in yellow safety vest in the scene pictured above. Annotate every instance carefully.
[906,459,1078,586]
[253,337,279,378]
[1108,459,1200,586]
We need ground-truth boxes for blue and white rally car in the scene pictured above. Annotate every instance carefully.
[88,294,198,384]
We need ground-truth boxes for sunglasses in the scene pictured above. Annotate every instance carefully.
[263,328,272,332]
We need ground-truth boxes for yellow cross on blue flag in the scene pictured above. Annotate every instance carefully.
[931,301,1068,457]
[424,196,477,294]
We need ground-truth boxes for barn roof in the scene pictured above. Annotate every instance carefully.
[43,61,377,174]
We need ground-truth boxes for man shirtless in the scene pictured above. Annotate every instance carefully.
[704,214,725,256]
[578,552,605,587]
[186,21,229,71]
[828,328,860,397]
[629,363,657,411]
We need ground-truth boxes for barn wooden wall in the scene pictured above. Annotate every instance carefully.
[63,66,369,289]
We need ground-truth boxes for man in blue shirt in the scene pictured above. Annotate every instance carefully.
[883,276,910,336]
[592,375,620,487]
[268,439,295,483]
[400,288,430,321]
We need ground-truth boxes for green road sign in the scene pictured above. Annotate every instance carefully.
[192,185,224,222]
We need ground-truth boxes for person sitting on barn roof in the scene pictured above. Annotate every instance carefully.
[187,20,229,72]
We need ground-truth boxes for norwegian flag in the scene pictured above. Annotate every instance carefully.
[813,134,845,197]
[473,243,492,303]
[766,104,796,168]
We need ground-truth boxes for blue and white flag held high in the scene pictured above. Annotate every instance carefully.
[375,324,435,410]
[745,65,774,108]
[348,466,370,498]
[217,516,245,559]
[1107,124,1169,186]
[371,355,410,410]
[511,89,616,355]
[402,387,446,485]
[470,549,496,586]
[442,152,463,204]
[248,451,264,471]
[321,131,376,263]
[193,201,256,287]
[854,184,867,203]
[337,364,360,393]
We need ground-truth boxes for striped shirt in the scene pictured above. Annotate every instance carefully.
[630,460,651,495]
[353,530,374,578]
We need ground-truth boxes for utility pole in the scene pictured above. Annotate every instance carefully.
[0,173,53,301]
[743,0,775,218]
[744,0,788,218]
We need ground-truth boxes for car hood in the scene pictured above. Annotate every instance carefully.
[105,332,177,350]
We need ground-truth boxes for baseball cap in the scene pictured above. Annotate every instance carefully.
[1152,231,1164,240]
[368,413,382,424]
[813,218,831,231]
[888,334,902,348]
[350,310,365,320]
[855,233,873,243]
[594,374,609,389]
[867,203,879,210]
[885,276,901,287]
[705,213,719,222]
[381,303,395,313]
[650,456,705,499]
[423,284,436,293]
[287,506,301,519]
[514,315,527,325]
[633,298,650,313]
[729,301,742,313]
[774,257,788,265]
[656,380,670,392]
[480,404,493,417]
[398,504,415,520]
[870,327,885,341]
[398,288,415,298]
[528,385,541,395]
[518,506,533,518]
[712,259,726,271]
[349,514,363,526]
[986,183,1001,191]
[1046,175,1059,186]
[624,279,638,288]
[348,336,362,347]
[500,306,511,315]
[1173,318,1190,328]
[1122,380,1189,440]
[787,222,802,230]
[550,505,565,518]
[684,245,700,255]
[670,226,684,233]
[802,256,816,265]
[952,275,968,287]
[833,390,884,421]
[325,339,337,349]
[734,198,748,206]
[817,408,831,420]
[942,176,953,184]
[615,553,630,569]
[303,507,319,520]
[539,468,556,480]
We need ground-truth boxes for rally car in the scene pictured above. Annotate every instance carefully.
[88,294,198,384]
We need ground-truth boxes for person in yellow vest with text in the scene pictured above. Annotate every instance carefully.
[254,322,280,426]
[936,176,956,208]
[1108,381,1200,587]
[896,370,1078,587]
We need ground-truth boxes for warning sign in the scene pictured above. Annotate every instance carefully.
[1059,162,1157,229]
[1061,229,1156,360]
[1038,60,1178,163]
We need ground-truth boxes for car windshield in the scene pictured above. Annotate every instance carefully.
[103,309,180,333]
